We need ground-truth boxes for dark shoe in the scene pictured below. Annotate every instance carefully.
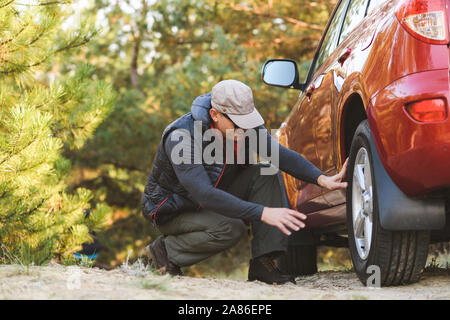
[146,236,183,276]
[248,254,296,285]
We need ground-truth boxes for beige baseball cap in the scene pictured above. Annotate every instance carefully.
[211,80,264,129]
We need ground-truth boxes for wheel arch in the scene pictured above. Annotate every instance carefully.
[339,92,367,162]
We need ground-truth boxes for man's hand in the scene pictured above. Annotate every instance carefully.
[317,157,349,190]
[261,207,307,235]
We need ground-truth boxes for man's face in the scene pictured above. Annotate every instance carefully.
[209,108,246,141]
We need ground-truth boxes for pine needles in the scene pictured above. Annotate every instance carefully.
[0,1,115,265]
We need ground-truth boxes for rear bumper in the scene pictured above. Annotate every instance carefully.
[368,69,450,197]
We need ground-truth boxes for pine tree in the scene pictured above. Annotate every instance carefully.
[0,0,115,265]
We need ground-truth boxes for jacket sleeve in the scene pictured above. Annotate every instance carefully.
[165,130,264,221]
[256,125,324,185]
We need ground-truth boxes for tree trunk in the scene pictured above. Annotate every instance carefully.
[130,37,140,88]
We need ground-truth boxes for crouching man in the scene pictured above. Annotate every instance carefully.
[142,80,348,285]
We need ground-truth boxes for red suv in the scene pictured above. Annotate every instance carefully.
[262,0,450,286]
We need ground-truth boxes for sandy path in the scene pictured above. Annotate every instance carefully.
[0,264,449,300]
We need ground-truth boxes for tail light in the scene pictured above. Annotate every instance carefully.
[396,0,449,44]
[405,98,447,122]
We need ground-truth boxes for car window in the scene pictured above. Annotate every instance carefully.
[310,0,350,77]
[339,0,370,44]
[366,0,388,15]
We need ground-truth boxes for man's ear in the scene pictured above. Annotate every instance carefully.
[209,108,219,122]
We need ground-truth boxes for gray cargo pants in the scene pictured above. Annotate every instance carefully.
[156,163,290,267]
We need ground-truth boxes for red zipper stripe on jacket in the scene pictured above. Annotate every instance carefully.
[214,158,227,188]
[151,197,169,222]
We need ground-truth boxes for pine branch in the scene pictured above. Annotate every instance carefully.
[0,132,44,168]
[0,24,27,46]
[55,34,95,53]
[1,36,90,74]
[1,156,48,174]
[22,26,48,47]
[0,0,14,9]
[13,1,71,7]
[0,114,25,166]
[0,198,46,223]
[0,55,49,74]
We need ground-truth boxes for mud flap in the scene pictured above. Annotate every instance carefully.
[367,128,446,230]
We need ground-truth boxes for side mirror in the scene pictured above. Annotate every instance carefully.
[261,59,305,91]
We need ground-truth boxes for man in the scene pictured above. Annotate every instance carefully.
[142,79,348,285]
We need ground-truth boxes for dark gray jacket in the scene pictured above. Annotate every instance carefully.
[142,93,324,226]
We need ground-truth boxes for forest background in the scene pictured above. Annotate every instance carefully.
[1,0,357,278]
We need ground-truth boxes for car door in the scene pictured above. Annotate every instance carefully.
[315,0,372,208]
[282,0,350,216]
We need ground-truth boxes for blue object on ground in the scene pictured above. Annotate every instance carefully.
[73,253,98,260]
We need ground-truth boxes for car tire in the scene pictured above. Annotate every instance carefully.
[347,120,430,286]
[277,244,318,276]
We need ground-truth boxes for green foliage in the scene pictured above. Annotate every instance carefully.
[0,0,115,265]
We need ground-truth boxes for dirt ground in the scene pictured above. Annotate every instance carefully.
[1,261,449,300]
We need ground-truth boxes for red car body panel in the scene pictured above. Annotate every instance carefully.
[278,0,450,229]
[369,69,450,196]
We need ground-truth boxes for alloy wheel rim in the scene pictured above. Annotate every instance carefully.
[352,147,374,260]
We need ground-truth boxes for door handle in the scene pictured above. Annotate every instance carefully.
[338,48,352,66]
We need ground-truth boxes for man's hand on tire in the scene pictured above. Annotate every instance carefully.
[317,157,349,190]
[261,207,307,235]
